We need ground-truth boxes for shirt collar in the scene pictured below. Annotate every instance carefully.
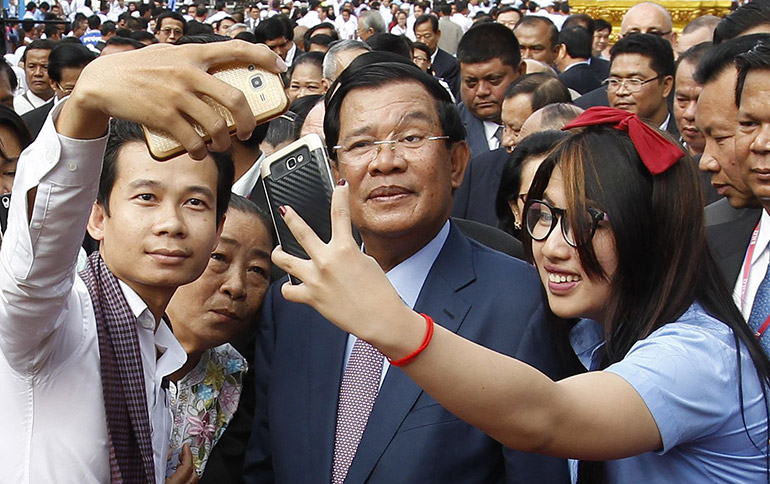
[568,318,604,370]
[382,221,450,309]
[231,151,265,198]
[483,120,502,147]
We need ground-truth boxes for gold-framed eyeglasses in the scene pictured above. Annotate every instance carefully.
[332,132,450,165]
[602,75,661,93]
[55,82,74,95]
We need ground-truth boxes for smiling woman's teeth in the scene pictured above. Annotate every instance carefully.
[548,273,581,283]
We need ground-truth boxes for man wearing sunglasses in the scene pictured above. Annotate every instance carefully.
[605,33,678,139]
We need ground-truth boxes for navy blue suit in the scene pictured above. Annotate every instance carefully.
[452,147,509,227]
[431,48,460,101]
[459,103,493,158]
[243,222,569,483]
[706,199,763,287]
[558,63,603,95]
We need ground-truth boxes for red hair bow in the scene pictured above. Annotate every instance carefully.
[562,106,685,175]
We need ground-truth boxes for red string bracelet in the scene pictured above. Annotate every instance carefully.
[388,313,435,367]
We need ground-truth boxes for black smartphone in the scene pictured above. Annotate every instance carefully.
[261,133,335,284]
[0,193,9,238]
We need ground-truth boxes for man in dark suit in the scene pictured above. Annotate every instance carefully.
[414,14,460,100]
[243,58,568,484]
[22,42,95,139]
[555,26,603,95]
[456,23,525,157]
[606,34,679,138]
[696,36,768,287]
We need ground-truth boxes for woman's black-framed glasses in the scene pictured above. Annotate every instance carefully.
[524,199,608,248]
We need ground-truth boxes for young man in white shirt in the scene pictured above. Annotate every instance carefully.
[0,41,285,483]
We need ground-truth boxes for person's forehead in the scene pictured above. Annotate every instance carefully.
[222,209,273,252]
[610,53,655,74]
[415,21,435,33]
[675,59,697,81]
[460,57,513,77]
[114,141,219,188]
[516,22,550,40]
[740,69,770,111]
[160,17,184,28]
[26,49,51,62]
[698,73,737,123]
[339,81,439,125]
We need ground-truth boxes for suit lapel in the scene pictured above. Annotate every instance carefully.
[344,224,475,483]
[307,312,348,479]
[709,209,762,286]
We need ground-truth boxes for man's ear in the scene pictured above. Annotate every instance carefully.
[449,140,471,190]
[87,202,106,241]
[517,60,526,77]
[321,77,332,92]
[661,74,674,98]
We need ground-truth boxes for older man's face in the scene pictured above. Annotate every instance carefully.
[332,81,468,267]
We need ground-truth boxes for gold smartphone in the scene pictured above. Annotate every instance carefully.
[142,62,289,160]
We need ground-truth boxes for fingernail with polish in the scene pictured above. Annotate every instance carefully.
[278,205,287,216]
[338,178,347,186]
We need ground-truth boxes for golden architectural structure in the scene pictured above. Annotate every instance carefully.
[570,0,733,40]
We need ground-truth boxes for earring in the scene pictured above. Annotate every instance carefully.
[514,221,522,231]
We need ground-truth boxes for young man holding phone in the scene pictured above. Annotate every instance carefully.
[0,42,285,483]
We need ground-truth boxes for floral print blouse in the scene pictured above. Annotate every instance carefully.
[166,343,248,477]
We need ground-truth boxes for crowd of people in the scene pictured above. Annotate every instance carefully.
[2,0,770,482]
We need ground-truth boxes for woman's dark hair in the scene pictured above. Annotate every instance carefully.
[496,130,567,238]
[290,51,325,78]
[525,124,770,482]
[0,104,32,160]
[289,93,323,127]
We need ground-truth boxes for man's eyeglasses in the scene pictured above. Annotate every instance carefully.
[332,132,450,166]
[602,75,661,93]
[622,29,671,38]
[524,199,608,248]
[55,82,74,95]
[159,27,184,36]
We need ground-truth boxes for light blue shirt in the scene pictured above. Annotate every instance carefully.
[569,304,769,483]
[343,221,450,386]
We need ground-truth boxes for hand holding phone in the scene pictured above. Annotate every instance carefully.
[143,62,289,160]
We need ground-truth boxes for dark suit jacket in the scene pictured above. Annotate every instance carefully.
[459,102,492,158]
[452,147,508,227]
[574,85,609,109]
[587,56,609,81]
[431,48,460,101]
[452,216,523,259]
[243,223,569,483]
[558,63,603,95]
[706,198,763,287]
[21,99,54,140]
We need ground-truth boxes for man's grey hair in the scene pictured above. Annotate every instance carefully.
[322,39,372,80]
[359,9,386,35]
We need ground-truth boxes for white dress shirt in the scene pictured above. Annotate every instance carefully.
[343,221,450,386]
[231,152,265,198]
[13,90,50,115]
[0,101,186,483]
[734,209,770,320]
[483,119,503,151]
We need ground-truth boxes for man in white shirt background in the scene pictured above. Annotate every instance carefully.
[13,39,55,115]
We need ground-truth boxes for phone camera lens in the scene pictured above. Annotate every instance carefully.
[297,154,304,163]
[287,157,297,169]
[248,64,256,71]
[250,75,263,90]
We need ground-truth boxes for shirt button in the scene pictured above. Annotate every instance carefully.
[31,222,41,229]
[67,162,77,171]
[141,318,154,330]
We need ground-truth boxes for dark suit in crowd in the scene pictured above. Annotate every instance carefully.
[242,222,569,483]
[431,47,461,101]
[452,147,509,227]
[706,198,763,287]
[558,63,604,95]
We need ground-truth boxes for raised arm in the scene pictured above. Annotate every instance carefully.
[0,41,286,372]
[271,183,663,461]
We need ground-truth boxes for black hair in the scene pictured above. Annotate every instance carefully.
[413,41,431,59]
[263,111,301,150]
[594,18,611,33]
[324,57,464,160]
[101,20,117,36]
[414,13,439,32]
[694,34,770,85]
[21,39,56,63]
[563,13,594,35]
[99,119,233,223]
[496,130,567,237]
[364,32,411,59]
[457,21,521,67]
[48,42,95,84]
[234,31,257,43]
[87,14,101,30]
[104,35,146,49]
[291,50,325,74]
[675,40,711,73]
[504,72,571,110]
[514,15,559,50]
[736,40,770,107]
[0,60,17,93]
[186,20,214,36]
[44,23,61,38]
[307,33,333,50]
[254,14,294,42]
[130,30,158,43]
[155,10,188,34]
[714,0,770,44]
[288,93,323,126]
[228,193,275,246]
[610,33,675,78]
[558,25,593,60]
[0,104,32,160]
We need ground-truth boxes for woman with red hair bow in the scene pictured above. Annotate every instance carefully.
[273,107,770,483]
